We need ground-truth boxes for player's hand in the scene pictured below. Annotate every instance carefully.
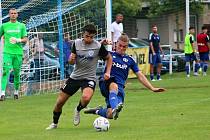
[10,37,21,44]
[153,52,156,56]
[152,88,166,93]
[69,53,76,64]
[100,39,112,45]
[71,53,76,60]
[104,73,110,80]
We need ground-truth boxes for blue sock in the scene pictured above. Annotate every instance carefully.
[194,63,200,73]
[185,65,190,75]
[97,108,108,118]
[150,73,154,80]
[203,63,208,72]
[157,74,161,80]
[200,62,204,70]
[109,90,118,110]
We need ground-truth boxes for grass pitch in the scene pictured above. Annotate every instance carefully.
[0,73,210,140]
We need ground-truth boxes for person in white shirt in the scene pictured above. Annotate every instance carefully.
[111,13,123,51]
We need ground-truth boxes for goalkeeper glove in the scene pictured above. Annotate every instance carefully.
[10,37,21,44]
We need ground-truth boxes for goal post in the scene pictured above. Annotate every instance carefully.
[0,0,2,96]
[0,0,112,95]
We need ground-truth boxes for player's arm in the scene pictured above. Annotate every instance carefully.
[206,35,210,49]
[0,25,4,38]
[136,71,165,92]
[68,42,76,64]
[20,36,28,43]
[149,34,155,55]
[21,24,28,43]
[158,42,164,57]
[190,35,196,52]
[99,44,112,80]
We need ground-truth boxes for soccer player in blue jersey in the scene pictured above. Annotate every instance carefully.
[84,33,165,120]
[149,25,164,81]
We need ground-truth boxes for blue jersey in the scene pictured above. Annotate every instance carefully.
[57,41,72,63]
[106,52,139,87]
[149,33,160,53]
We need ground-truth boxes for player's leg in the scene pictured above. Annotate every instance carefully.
[46,91,70,130]
[84,79,110,118]
[199,52,204,72]
[85,79,122,120]
[202,52,209,76]
[149,54,155,81]
[46,78,80,130]
[192,53,200,76]
[12,54,23,99]
[98,77,120,119]
[185,54,190,77]
[1,53,13,101]
[203,61,208,76]
[111,87,124,120]
[73,80,96,126]
[156,54,162,80]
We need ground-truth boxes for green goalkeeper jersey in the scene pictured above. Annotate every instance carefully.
[0,21,27,55]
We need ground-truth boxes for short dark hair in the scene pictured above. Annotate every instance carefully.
[189,26,195,30]
[202,26,208,30]
[152,24,157,28]
[83,24,97,34]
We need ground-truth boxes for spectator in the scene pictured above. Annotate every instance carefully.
[55,32,73,78]
[197,26,210,76]
[148,25,163,81]
[32,33,45,81]
[184,27,200,77]
[111,13,123,51]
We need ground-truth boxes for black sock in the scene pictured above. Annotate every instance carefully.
[76,101,86,112]
[53,111,62,124]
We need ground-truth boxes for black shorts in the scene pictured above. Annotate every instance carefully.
[60,78,96,96]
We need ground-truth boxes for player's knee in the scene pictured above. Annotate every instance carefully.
[106,110,113,119]
[186,62,190,67]
[109,82,118,91]
[81,94,92,102]
[2,68,9,76]
[55,101,64,110]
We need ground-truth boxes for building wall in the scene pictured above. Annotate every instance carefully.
[149,15,169,45]
[136,19,149,39]
[123,17,137,38]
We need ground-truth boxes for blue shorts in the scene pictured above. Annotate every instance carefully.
[99,77,124,108]
[149,53,162,65]
[185,53,197,62]
[199,52,209,61]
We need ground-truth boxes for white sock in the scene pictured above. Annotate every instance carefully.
[14,90,19,95]
[1,91,5,96]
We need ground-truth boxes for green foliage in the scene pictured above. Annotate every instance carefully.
[112,0,142,17]
[147,0,204,17]
[190,0,204,15]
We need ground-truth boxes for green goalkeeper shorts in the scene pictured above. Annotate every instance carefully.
[3,53,23,69]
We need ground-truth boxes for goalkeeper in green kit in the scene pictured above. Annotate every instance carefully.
[0,8,28,101]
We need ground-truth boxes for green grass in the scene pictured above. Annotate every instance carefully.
[1,72,210,140]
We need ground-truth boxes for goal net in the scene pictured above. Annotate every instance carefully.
[1,0,108,96]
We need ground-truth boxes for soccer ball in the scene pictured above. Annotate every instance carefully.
[93,117,110,132]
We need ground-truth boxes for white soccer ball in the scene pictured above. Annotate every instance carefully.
[93,117,110,132]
